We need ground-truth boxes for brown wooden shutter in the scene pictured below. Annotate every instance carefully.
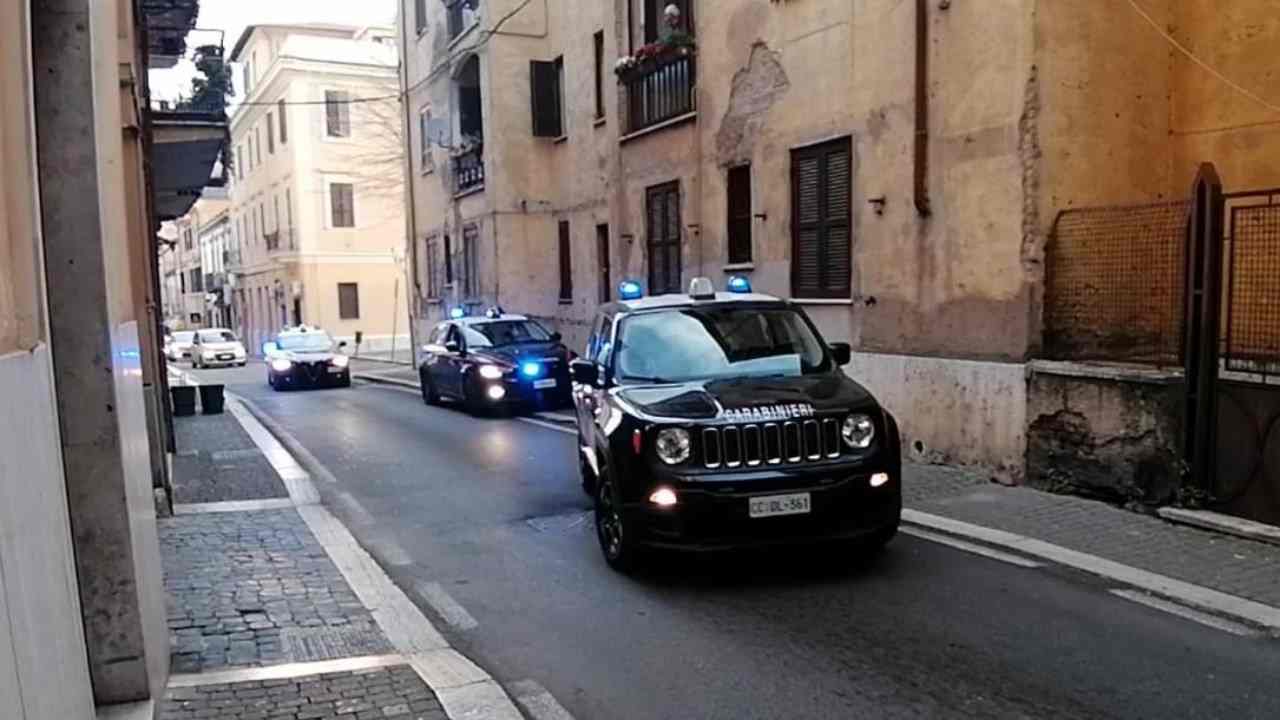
[338,283,360,319]
[530,61,563,137]
[559,221,573,301]
[791,138,852,298]
[727,165,752,264]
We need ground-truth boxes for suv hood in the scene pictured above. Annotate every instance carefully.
[472,341,566,366]
[616,373,876,420]
[281,350,334,362]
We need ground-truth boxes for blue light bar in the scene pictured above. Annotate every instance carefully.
[521,361,541,378]
[618,280,643,300]
[727,275,752,294]
[449,306,466,319]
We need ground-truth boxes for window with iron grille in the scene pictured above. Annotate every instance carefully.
[791,138,851,299]
[329,183,355,228]
[647,182,681,295]
[325,90,351,137]
[278,99,288,144]
[727,164,752,264]
[338,283,360,319]
[558,221,573,302]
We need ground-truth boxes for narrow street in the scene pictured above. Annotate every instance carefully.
[181,361,1280,720]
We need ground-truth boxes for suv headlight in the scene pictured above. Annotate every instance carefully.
[478,364,504,380]
[842,414,875,449]
[330,354,349,368]
[270,358,293,372]
[655,428,691,465]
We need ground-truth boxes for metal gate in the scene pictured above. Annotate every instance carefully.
[1186,165,1280,524]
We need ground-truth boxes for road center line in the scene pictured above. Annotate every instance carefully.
[901,526,1042,569]
[1110,589,1261,637]
[507,679,576,720]
[414,581,480,631]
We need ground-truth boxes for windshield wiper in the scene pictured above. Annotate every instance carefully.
[621,375,672,384]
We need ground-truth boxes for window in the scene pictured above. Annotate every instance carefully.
[325,90,351,137]
[236,145,243,179]
[255,126,262,164]
[727,164,752,264]
[462,225,479,297]
[278,99,288,144]
[415,0,428,34]
[791,137,852,298]
[338,283,360,320]
[646,181,681,295]
[594,31,605,120]
[443,235,453,285]
[530,58,564,138]
[243,59,253,95]
[184,228,193,250]
[247,136,254,171]
[558,220,572,302]
[329,182,355,228]
[597,223,611,303]
[284,188,293,245]
[419,107,434,172]
[426,237,441,298]
[642,0,693,44]
[267,113,275,154]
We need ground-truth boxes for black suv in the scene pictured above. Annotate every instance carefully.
[571,278,901,571]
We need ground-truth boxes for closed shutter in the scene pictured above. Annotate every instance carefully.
[791,138,852,298]
[727,164,752,264]
[329,183,354,228]
[559,221,573,301]
[647,182,681,295]
[530,60,563,137]
[278,100,288,144]
[338,283,360,319]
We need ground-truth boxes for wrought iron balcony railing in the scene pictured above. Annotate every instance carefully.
[453,148,485,194]
[622,52,696,135]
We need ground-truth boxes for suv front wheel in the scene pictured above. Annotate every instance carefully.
[595,473,641,573]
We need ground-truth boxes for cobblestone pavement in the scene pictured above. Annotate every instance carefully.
[172,412,289,503]
[906,463,1280,608]
[160,665,447,720]
[161,509,393,673]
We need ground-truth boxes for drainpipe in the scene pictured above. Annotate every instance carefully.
[397,0,422,358]
[913,0,932,217]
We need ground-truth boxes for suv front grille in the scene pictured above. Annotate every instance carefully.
[701,419,842,469]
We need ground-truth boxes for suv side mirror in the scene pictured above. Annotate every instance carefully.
[570,359,599,385]
[444,340,461,354]
[830,342,852,366]
[549,331,563,343]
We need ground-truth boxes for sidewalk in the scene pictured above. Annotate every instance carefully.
[350,359,420,387]
[157,397,523,720]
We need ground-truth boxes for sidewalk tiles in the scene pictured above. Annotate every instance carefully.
[172,412,289,504]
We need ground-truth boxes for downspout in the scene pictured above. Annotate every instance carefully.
[397,0,422,357]
[913,0,932,217]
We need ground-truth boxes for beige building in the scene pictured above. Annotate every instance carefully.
[2,0,227,716]
[163,187,232,330]
[397,0,1280,486]
[227,24,410,357]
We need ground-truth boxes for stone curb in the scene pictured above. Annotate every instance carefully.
[1157,507,1280,547]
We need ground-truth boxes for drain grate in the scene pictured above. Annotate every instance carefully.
[281,626,393,663]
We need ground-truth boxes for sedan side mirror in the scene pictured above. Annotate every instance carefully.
[829,342,852,367]
[444,340,461,354]
[338,341,349,349]
[570,359,599,385]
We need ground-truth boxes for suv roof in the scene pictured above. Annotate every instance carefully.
[604,291,784,314]
[455,314,530,325]
[277,325,328,336]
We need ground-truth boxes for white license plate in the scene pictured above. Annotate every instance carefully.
[327,366,345,374]
[217,354,233,360]
[749,492,811,518]
[534,378,558,389]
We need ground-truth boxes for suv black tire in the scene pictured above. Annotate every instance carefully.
[595,474,642,573]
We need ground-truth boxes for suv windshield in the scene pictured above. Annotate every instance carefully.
[470,320,552,347]
[198,330,237,343]
[277,333,334,352]
[615,306,829,383]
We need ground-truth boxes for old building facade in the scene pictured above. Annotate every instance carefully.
[227,24,409,357]
[398,0,1280,487]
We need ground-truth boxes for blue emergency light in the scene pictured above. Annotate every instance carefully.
[618,280,644,300]
[727,275,752,293]
[449,306,466,319]
[521,361,541,378]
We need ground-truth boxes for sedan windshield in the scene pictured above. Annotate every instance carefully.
[615,307,828,383]
[172,331,195,343]
[198,330,237,343]
[277,333,334,352]
[470,320,552,347]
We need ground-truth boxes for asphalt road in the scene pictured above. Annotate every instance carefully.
[191,361,1280,720]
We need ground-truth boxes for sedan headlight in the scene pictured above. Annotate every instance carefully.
[478,364,504,380]
[270,358,293,373]
[842,414,875,449]
[330,354,349,368]
[655,428,691,465]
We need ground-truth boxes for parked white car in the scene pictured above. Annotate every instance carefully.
[191,328,248,368]
[166,330,196,362]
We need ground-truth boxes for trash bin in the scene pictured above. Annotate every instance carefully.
[171,385,197,417]
[199,384,226,415]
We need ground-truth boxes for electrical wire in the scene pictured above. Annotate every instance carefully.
[1126,0,1280,115]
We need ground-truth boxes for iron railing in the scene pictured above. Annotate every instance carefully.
[623,53,695,135]
[453,148,484,194]
[1223,190,1280,375]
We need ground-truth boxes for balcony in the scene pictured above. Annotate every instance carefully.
[447,0,480,42]
[622,52,696,136]
[452,147,485,194]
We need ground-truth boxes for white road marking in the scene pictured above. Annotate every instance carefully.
[903,509,1280,632]
[517,416,577,435]
[414,581,480,630]
[901,526,1043,568]
[508,679,576,720]
[225,396,320,503]
[174,498,296,514]
[168,654,405,687]
[1110,589,1261,637]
